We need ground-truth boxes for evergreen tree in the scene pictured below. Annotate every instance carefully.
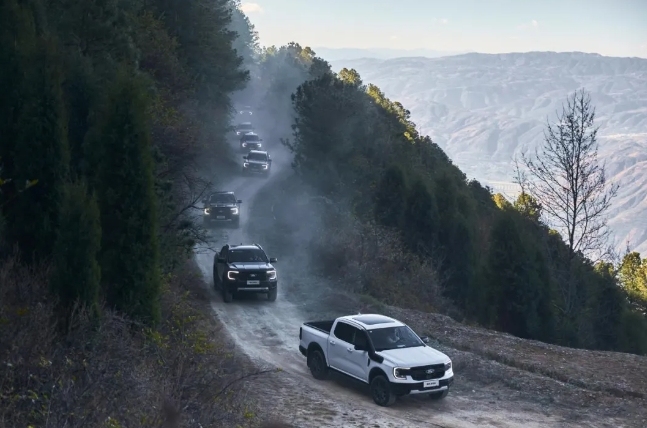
[374,165,406,227]
[85,67,161,322]
[0,6,70,262]
[51,180,101,312]
[402,179,438,254]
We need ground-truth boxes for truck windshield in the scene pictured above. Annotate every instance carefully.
[209,194,236,204]
[228,248,268,263]
[247,152,267,161]
[243,134,260,141]
[367,326,424,351]
[238,123,253,130]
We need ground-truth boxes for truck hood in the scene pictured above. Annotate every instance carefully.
[229,262,273,270]
[246,160,268,165]
[377,346,448,367]
[207,204,236,208]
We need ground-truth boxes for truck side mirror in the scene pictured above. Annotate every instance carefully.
[420,336,430,343]
[217,257,225,263]
[237,199,242,204]
[269,257,277,263]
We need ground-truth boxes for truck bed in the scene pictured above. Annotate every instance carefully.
[303,320,334,334]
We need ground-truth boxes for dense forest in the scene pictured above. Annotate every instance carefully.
[0,0,273,426]
[1,0,646,425]
[278,64,647,355]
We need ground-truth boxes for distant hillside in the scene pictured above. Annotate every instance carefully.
[312,47,467,61]
[328,52,647,254]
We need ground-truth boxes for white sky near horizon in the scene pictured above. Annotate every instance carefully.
[239,0,647,58]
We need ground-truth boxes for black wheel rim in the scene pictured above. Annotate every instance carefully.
[372,378,388,404]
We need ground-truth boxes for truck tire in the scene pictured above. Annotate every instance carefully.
[429,389,448,400]
[223,288,233,303]
[268,288,277,301]
[370,374,397,407]
[213,269,220,291]
[307,349,328,380]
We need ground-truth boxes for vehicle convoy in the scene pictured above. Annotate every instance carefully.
[213,243,278,302]
[243,150,272,175]
[202,191,242,228]
[235,122,254,135]
[239,132,263,152]
[299,314,454,406]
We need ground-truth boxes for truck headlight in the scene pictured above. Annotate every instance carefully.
[257,143,261,147]
[204,208,210,214]
[393,367,409,380]
[262,164,268,169]
[267,270,277,280]
[444,361,452,371]
[227,271,238,280]
[242,143,247,147]
[231,207,239,215]
[243,162,249,167]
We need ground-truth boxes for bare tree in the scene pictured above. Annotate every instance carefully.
[517,89,619,261]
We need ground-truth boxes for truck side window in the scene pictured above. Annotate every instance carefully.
[333,322,354,343]
[354,330,368,348]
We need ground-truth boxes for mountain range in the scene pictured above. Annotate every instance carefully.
[327,52,647,255]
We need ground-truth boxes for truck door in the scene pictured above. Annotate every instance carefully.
[329,322,369,381]
[328,321,355,375]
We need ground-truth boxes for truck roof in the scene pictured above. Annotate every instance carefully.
[339,314,404,329]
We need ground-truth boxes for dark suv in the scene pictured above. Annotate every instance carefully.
[213,244,278,302]
[202,192,242,228]
[235,122,254,136]
[243,150,272,175]
[239,132,262,152]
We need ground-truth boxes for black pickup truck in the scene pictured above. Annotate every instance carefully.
[242,150,272,175]
[213,243,278,303]
[202,191,242,228]
[239,132,263,152]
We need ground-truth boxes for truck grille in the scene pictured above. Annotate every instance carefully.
[408,364,445,380]
[238,270,267,281]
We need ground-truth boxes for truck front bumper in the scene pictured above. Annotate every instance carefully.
[225,279,277,294]
[390,375,454,395]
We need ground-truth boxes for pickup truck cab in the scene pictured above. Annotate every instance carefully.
[299,314,454,406]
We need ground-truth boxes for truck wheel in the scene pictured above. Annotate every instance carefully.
[307,349,328,380]
[213,270,220,291]
[370,374,397,407]
[222,288,233,303]
[267,288,277,302]
[429,389,448,400]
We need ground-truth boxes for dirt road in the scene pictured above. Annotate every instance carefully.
[193,129,640,427]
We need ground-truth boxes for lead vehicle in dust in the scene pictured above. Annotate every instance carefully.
[213,244,278,303]
[299,314,454,406]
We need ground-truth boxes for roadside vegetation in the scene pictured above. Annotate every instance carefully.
[259,53,647,355]
[0,0,291,426]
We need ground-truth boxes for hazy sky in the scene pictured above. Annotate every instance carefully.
[240,0,647,58]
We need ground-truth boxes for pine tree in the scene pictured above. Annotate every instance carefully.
[51,180,101,312]
[402,178,438,254]
[85,67,161,323]
[374,165,406,227]
[0,5,70,262]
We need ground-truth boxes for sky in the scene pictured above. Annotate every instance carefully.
[239,0,647,58]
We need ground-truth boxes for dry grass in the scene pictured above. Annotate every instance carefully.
[0,254,285,428]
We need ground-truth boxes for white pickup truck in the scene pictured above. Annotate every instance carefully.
[298,314,454,406]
